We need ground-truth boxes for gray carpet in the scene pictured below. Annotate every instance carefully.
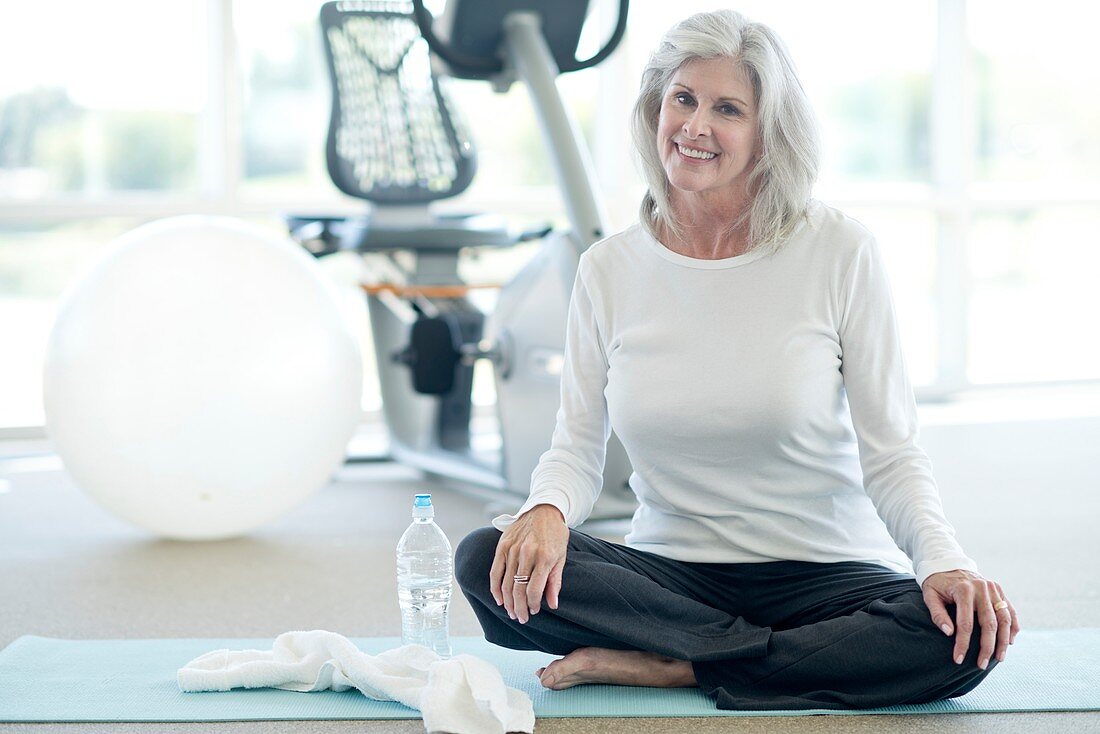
[1,435,1098,734]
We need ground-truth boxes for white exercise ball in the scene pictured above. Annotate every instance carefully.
[43,216,363,539]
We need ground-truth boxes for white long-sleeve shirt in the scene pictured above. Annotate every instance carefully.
[494,202,977,586]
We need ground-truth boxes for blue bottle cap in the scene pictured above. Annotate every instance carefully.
[414,494,433,508]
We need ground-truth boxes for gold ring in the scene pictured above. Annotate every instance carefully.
[993,600,1009,611]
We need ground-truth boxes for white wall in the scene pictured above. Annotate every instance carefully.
[919,397,1100,626]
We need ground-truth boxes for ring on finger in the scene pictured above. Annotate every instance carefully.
[513,575,531,585]
[993,599,1009,611]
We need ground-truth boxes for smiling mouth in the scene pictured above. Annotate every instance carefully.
[676,143,718,161]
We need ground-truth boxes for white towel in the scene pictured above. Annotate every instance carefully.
[177,630,534,734]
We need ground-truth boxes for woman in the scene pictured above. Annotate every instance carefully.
[455,9,1019,710]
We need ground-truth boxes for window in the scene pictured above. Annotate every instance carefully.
[1,0,1097,429]
[235,0,330,198]
[969,209,1100,384]
[0,1,205,197]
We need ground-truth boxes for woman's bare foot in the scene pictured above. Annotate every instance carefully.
[535,647,697,690]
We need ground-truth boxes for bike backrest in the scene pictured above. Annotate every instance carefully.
[320,0,476,203]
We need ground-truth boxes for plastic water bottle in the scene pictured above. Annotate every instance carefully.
[396,493,453,657]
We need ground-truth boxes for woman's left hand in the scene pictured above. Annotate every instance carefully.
[922,570,1020,670]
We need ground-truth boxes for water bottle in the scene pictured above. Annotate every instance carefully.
[396,493,453,657]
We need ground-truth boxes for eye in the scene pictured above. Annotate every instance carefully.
[718,103,741,116]
[673,92,695,106]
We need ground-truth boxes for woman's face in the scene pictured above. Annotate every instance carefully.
[657,57,759,205]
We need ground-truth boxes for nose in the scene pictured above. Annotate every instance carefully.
[682,108,709,138]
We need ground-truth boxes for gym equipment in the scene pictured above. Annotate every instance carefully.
[43,216,363,539]
[290,0,635,518]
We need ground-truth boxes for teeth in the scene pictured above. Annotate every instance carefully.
[678,144,716,160]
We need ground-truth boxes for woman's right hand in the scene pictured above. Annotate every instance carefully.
[489,503,569,624]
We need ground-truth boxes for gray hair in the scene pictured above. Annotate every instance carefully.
[631,10,820,254]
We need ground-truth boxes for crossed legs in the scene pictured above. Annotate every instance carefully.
[455,526,995,710]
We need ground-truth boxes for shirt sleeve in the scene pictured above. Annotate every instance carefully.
[838,235,979,586]
[492,255,611,531]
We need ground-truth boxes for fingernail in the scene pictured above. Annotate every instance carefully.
[940,624,952,635]
[518,617,526,625]
[954,655,963,665]
[508,612,515,620]
[979,659,988,670]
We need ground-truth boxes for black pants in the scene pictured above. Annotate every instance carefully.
[455,527,995,710]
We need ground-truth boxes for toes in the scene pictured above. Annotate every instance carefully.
[537,668,558,689]
[540,660,565,689]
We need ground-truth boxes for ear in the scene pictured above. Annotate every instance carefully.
[751,134,764,164]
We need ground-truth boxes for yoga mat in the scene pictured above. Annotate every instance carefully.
[0,630,1096,722]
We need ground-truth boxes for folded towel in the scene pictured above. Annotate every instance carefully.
[177,630,534,734]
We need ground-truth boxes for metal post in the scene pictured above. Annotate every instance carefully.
[502,11,609,252]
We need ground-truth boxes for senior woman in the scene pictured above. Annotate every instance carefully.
[454,9,1019,710]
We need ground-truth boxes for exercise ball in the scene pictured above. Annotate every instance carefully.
[43,216,363,539]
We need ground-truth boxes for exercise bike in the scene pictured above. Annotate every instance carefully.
[289,0,636,520]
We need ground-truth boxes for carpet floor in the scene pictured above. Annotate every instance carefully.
[1,433,1098,734]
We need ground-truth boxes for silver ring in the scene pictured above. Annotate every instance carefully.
[513,575,530,585]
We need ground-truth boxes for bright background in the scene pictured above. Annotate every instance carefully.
[2,0,1099,431]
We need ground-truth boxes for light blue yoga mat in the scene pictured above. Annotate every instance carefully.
[0,631,1096,722]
